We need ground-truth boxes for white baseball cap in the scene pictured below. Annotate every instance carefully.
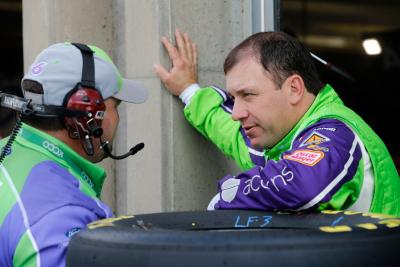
[22,42,148,106]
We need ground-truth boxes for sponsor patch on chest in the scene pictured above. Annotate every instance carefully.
[283,149,325,166]
[300,131,330,147]
[307,144,330,152]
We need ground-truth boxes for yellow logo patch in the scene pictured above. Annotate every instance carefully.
[300,131,330,147]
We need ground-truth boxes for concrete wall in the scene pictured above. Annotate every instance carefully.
[113,0,252,215]
[22,0,274,216]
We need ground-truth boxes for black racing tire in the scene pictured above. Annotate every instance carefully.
[66,210,400,267]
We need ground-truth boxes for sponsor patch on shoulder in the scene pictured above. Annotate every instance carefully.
[307,144,329,152]
[283,149,325,166]
[315,127,336,132]
[300,131,330,147]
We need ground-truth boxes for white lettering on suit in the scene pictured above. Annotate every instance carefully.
[243,166,294,195]
[42,140,64,158]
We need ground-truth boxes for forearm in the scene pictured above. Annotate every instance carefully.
[183,86,255,170]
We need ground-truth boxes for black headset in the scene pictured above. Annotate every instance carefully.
[63,43,106,155]
[68,43,144,158]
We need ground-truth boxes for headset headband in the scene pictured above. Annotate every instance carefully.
[71,43,96,88]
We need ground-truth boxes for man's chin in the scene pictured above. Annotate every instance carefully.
[250,139,265,150]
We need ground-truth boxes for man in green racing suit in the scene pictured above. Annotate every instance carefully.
[154,30,400,216]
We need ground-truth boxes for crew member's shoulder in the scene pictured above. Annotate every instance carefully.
[17,160,108,226]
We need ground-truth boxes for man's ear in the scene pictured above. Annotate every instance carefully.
[283,74,306,105]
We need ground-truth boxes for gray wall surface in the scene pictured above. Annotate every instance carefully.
[22,0,275,215]
[113,0,250,214]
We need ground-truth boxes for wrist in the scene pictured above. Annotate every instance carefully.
[179,83,200,105]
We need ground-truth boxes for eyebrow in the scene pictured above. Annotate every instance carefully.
[229,87,252,97]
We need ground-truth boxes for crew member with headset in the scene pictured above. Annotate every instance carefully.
[0,42,148,266]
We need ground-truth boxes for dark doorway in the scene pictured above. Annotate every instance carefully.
[0,0,23,93]
[281,0,400,171]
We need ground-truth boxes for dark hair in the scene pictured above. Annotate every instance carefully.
[22,80,65,131]
[223,31,324,95]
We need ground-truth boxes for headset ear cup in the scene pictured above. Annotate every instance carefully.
[63,85,81,138]
[66,43,105,156]
[63,85,106,140]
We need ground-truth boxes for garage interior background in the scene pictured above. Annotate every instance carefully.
[281,0,400,171]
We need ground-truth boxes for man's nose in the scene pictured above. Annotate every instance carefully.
[231,101,248,121]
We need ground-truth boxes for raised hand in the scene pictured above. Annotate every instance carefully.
[154,29,198,96]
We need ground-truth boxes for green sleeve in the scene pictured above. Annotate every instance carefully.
[13,232,39,267]
[183,87,254,170]
[318,159,364,211]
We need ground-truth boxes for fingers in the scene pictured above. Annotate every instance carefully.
[192,42,198,71]
[162,30,196,65]
[153,63,170,83]
[155,30,199,96]
[184,32,193,63]
[161,36,180,62]
[175,29,187,59]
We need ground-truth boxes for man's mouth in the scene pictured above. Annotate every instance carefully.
[243,125,256,137]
